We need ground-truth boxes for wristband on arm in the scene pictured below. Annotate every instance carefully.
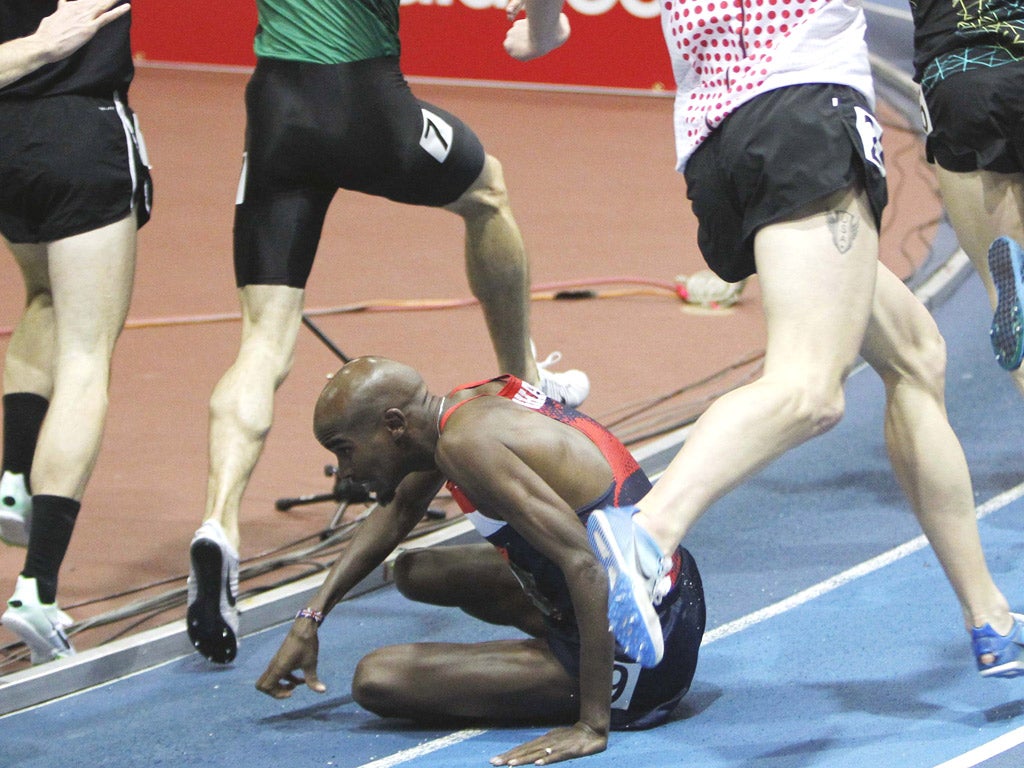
[295,607,324,624]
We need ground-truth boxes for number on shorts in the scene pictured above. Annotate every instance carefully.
[610,660,642,710]
[420,108,454,163]
[854,106,886,177]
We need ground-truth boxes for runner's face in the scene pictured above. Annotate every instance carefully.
[321,426,403,506]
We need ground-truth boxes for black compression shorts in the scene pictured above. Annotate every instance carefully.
[684,84,888,283]
[0,93,152,244]
[233,56,486,288]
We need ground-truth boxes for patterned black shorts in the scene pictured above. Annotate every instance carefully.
[922,57,1024,174]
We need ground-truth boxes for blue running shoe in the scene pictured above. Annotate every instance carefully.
[987,236,1024,371]
[586,505,671,668]
[971,612,1024,678]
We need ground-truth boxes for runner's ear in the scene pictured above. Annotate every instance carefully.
[383,407,407,435]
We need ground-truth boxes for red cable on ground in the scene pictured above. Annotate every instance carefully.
[0,275,683,337]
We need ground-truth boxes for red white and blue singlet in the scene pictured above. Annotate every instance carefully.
[440,375,707,730]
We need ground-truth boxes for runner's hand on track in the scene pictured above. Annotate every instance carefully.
[255,625,327,699]
[489,723,607,766]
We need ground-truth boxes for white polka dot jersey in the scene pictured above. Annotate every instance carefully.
[662,0,876,169]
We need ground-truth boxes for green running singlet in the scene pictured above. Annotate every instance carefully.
[254,0,400,64]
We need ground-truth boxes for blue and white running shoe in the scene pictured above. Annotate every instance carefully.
[972,613,1024,678]
[987,236,1024,371]
[586,505,671,668]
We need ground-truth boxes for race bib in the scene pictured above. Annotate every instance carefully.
[610,660,642,710]
[854,105,886,177]
[420,109,454,163]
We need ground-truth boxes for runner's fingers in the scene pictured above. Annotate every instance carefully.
[304,671,327,693]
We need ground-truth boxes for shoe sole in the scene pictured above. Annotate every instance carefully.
[0,506,29,547]
[187,538,238,664]
[988,237,1024,371]
[979,660,1024,679]
[1,611,73,664]
[586,511,664,668]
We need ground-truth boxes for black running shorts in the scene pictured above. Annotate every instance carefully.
[233,56,487,289]
[922,60,1024,174]
[684,84,888,283]
[0,93,152,244]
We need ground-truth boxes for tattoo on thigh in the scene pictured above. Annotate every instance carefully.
[826,210,859,254]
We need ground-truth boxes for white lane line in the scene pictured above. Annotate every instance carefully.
[931,725,1024,768]
[705,481,1024,645]
[356,729,488,768]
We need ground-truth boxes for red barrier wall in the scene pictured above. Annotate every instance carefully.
[131,1,675,92]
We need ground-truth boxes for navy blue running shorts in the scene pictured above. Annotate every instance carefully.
[921,60,1024,174]
[546,546,706,730]
[684,84,888,283]
[0,93,152,244]
[233,56,486,289]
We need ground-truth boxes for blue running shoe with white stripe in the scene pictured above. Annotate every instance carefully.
[972,613,1024,678]
[988,236,1024,371]
[586,505,671,668]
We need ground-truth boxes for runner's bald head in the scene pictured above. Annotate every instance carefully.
[314,356,426,441]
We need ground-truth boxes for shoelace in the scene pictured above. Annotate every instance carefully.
[536,350,580,403]
[536,350,563,370]
[651,559,674,606]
